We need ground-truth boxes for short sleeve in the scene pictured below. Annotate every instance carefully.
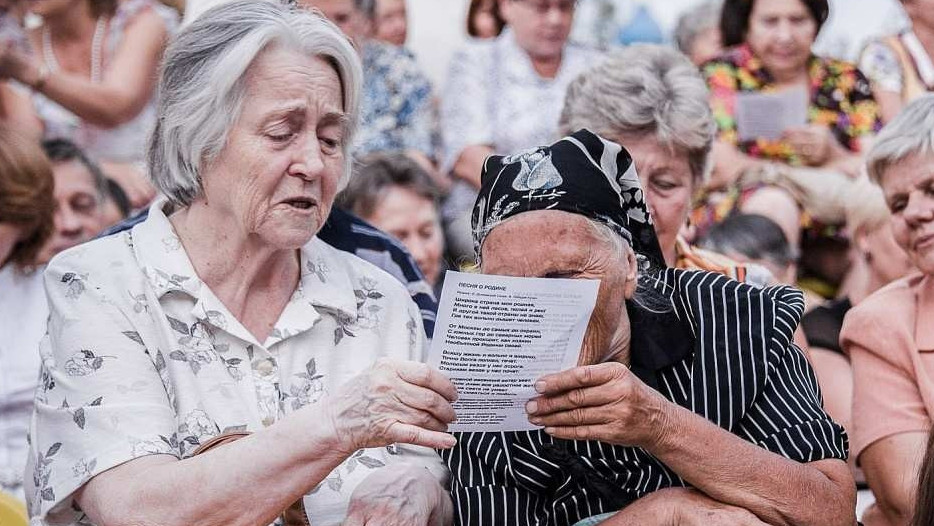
[738,286,849,463]
[841,303,930,460]
[441,45,495,172]
[859,40,904,93]
[26,259,177,523]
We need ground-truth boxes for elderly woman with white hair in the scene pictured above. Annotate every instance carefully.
[673,0,724,66]
[25,2,457,526]
[841,94,934,526]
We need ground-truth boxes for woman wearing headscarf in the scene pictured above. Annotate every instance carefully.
[841,94,934,526]
[443,129,854,525]
[26,3,457,525]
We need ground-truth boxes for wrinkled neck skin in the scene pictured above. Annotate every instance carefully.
[168,202,302,316]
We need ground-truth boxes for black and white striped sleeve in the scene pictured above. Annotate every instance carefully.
[736,284,849,463]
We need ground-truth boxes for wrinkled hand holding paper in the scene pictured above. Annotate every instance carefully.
[735,87,809,141]
[427,271,599,432]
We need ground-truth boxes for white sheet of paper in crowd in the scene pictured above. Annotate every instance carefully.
[427,271,599,432]
[735,87,809,142]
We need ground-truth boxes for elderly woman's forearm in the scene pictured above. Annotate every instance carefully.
[648,403,855,526]
[78,406,350,526]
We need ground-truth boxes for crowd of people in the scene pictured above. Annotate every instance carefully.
[0,0,933,525]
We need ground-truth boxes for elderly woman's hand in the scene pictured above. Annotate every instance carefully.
[344,463,453,526]
[525,362,671,447]
[325,358,459,453]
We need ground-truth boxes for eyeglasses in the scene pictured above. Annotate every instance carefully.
[513,0,577,16]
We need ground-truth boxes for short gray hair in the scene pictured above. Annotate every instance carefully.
[148,0,363,207]
[867,93,934,185]
[673,0,722,57]
[559,44,716,185]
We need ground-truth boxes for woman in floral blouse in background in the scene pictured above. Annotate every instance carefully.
[693,0,882,295]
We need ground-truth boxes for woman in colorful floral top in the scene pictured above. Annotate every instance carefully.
[25,3,458,526]
[697,0,882,250]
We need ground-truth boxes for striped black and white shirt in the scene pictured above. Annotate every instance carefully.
[440,268,848,526]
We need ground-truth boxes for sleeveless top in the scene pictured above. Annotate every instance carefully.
[32,0,178,163]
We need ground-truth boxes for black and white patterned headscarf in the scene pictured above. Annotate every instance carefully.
[471,129,665,267]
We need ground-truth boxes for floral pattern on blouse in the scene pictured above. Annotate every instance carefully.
[356,40,436,159]
[25,199,442,526]
[704,44,882,165]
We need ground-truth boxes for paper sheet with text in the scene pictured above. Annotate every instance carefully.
[736,87,809,142]
[427,271,599,432]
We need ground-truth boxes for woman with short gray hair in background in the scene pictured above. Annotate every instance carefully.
[26,2,457,525]
[559,44,770,285]
[673,0,724,66]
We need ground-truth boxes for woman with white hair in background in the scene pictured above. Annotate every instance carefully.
[25,3,457,525]
[673,0,724,67]
[841,94,934,526]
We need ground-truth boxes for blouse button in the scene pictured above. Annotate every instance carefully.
[262,416,275,427]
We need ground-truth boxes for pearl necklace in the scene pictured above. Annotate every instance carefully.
[42,16,106,83]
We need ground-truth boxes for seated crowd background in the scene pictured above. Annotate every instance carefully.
[1,0,933,525]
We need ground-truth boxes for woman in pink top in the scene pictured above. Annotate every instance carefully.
[841,94,934,526]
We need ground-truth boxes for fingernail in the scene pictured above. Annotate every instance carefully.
[529,417,541,425]
[526,400,538,414]
[444,435,457,447]
[534,381,546,393]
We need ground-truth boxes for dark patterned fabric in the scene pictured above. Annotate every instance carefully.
[442,269,849,526]
[471,129,665,268]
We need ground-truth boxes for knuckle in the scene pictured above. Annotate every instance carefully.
[575,367,592,384]
[567,388,586,406]
[571,408,586,425]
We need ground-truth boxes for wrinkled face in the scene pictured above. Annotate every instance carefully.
[480,210,637,365]
[37,160,102,263]
[301,0,370,45]
[374,0,407,46]
[199,48,346,251]
[365,186,444,286]
[499,0,574,62]
[880,153,934,275]
[606,132,694,267]
[0,222,24,268]
[746,0,817,78]
[689,26,723,66]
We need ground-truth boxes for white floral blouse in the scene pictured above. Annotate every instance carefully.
[25,200,443,526]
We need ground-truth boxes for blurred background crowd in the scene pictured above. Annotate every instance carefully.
[1,0,934,524]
